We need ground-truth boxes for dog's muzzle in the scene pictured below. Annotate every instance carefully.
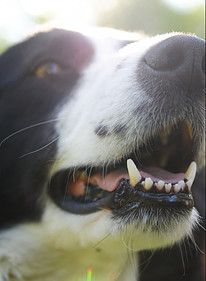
[49,35,205,218]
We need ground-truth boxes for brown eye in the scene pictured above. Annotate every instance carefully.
[35,62,62,78]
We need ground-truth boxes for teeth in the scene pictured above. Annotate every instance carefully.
[184,162,197,183]
[187,180,193,191]
[156,180,164,190]
[178,180,185,189]
[126,160,196,194]
[127,159,142,187]
[174,183,181,193]
[144,178,153,190]
[174,180,185,193]
[165,183,172,193]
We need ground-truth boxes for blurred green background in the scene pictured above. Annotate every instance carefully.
[0,0,205,54]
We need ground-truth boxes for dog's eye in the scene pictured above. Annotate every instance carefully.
[35,62,62,78]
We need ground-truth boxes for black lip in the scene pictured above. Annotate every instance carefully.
[51,188,114,214]
[50,178,194,215]
[112,179,194,211]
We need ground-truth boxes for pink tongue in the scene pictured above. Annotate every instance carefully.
[68,171,127,196]
[89,169,129,192]
[89,167,184,192]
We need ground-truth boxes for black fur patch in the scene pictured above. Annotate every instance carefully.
[0,29,94,228]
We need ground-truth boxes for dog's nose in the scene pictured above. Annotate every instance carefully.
[143,35,205,92]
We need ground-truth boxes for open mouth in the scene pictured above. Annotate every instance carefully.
[49,121,196,214]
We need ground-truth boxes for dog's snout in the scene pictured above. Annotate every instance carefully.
[144,37,185,71]
[143,35,205,92]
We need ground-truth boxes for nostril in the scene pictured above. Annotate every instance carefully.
[139,35,205,96]
[144,40,184,71]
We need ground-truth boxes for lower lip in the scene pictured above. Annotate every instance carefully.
[112,179,194,210]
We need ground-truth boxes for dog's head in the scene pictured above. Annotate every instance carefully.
[0,29,205,252]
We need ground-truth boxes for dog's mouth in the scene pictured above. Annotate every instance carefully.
[49,121,196,215]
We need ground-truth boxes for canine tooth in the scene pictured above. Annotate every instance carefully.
[187,180,193,191]
[127,159,142,187]
[174,184,181,193]
[185,162,197,182]
[165,183,172,193]
[156,180,164,190]
[144,178,153,190]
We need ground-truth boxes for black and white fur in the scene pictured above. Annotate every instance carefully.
[0,28,205,281]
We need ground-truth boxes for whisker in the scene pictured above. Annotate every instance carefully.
[196,219,206,231]
[188,233,204,255]
[139,251,155,276]
[127,232,138,277]
[62,170,73,208]
[179,244,186,276]
[84,166,94,203]
[93,233,111,248]
[0,118,64,147]
[19,136,60,158]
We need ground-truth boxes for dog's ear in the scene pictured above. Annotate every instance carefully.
[0,44,25,89]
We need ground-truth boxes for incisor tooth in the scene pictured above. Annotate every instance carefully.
[127,159,142,187]
[174,183,181,193]
[185,162,197,182]
[165,183,172,193]
[144,178,153,190]
[174,180,184,193]
[156,180,164,190]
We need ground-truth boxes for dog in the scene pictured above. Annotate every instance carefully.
[0,28,205,281]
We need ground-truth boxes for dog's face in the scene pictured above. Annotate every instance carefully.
[0,28,205,280]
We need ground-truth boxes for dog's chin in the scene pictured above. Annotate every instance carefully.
[49,120,199,241]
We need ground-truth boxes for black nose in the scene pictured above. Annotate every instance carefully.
[143,35,205,93]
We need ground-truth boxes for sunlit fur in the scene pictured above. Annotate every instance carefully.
[0,29,204,281]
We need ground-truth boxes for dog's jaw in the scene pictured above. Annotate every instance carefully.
[0,200,199,281]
